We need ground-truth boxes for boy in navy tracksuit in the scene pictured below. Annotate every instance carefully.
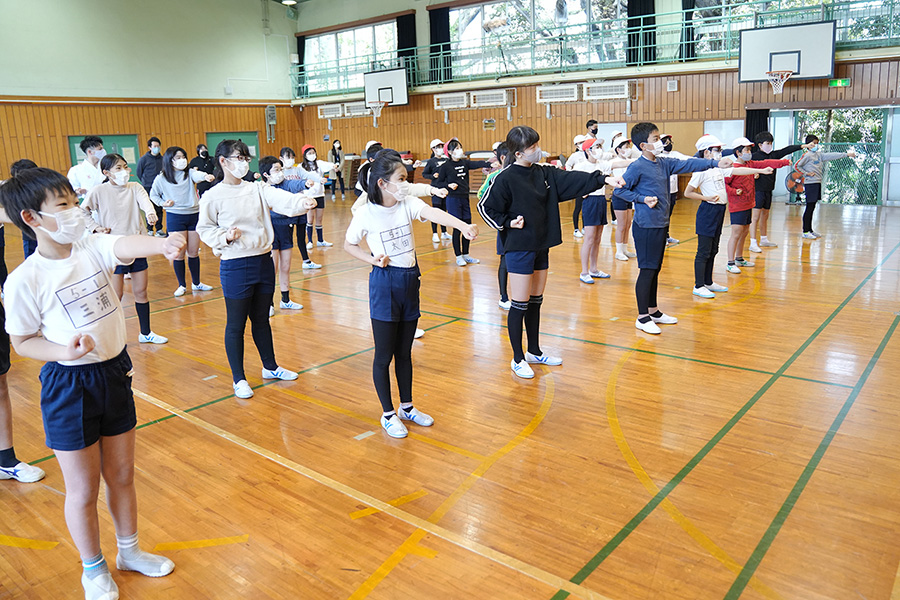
[613,123,733,335]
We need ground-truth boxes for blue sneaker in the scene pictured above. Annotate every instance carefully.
[525,351,562,366]
[0,462,45,483]
[399,406,434,427]
[262,367,298,381]
[381,415,408,438]
[511,359,535,379]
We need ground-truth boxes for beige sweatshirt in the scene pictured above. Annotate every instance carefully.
[82,182,157,236]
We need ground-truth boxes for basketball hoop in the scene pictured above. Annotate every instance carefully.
[766,70,793,95]
[367,101,387,128]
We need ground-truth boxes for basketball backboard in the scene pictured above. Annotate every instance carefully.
[738,21,836,82]
[364,68,409,107]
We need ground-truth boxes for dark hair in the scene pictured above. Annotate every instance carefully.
[213,139,250,183]
[805,134,819,144]
[197,143,208,154]
[446,139,463,158]
[279,147,295,158]
[10,159,38,177]
[503,126,540,167]
[359,149,404,206]
[259,156,282,178]
[99,153,127,183]
[0,168,75,240]
[148,136,161,148]
[79,136,103,153]
[630,122,658,148]
[366,143,384,161]
[586,119,598,129]
[494,142,509,163]
[161,146,188,184]
[755,132,774,145]
[330,139,342,162]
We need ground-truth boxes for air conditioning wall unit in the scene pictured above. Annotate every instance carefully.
[470,88,515,107]
[434,92,469,110]
[583,80,633,101]
[536,84,581,103]
[343,101,371,117]
[317,104,345,119]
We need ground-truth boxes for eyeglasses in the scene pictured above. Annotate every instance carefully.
[227,155,251,163]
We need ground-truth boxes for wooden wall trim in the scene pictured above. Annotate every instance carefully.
[426,0,489,11]
[296,10,415,38]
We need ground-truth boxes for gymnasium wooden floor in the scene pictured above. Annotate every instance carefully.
[1,195,899,600]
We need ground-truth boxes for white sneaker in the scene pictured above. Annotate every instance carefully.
[81,571,119,600]
[615,252,629,261]
[579,273,594,284]
[441,231,452,240]
[667,237,679,246]
[414,328,425,339]
[302,260,322,269]
[498,299,511,310]
[635,319,662,334]
[525,351,562,366]
[115,553,175,577]
[760,240,778,248]
[811,231,823,238]
[0,461,46,483]
[173,286,186,297]
[589,270,611,279]
[399,406,434,427]
[511,359,535,379]
[456,256,467,266]
[138,332,168,344]
[268,305,275,317]
[726,264,742,274]
[432,233,440,243]
[262,367,298,381]
[462,255,480,264]
[381,414,408,438]
[316,240,333,247]
[651,312,678,324]
[279,300,304,310]
[625,250,637,258]
[574,229,584,238]
[306,241,313,249]
[192,282,213,292]
[801,232,817,240]
[693,286,715,298]
[233,380,253,399]
[749,243,762,254]
[154,231,166,238]
[706,282,728,293]
[735,259,755,267]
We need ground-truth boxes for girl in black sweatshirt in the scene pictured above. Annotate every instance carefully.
[478,126,623,379]
[421,139,450,242]
[434,138,491,265]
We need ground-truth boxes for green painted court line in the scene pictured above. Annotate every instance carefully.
[549,239,900,599]
[723,314,899,600]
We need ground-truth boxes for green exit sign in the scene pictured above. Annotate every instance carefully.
[828,78,851,88]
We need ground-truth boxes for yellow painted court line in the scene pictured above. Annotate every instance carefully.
[607,344,785,600]
[153,534,249,552]
[133,385,607,600]
[350,489,428,520]
[0,534,58,550]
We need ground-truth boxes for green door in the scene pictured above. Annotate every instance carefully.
[205,132,261,175]
[68,134,140,182]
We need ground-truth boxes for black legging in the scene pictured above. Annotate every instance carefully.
[694,234,719,288]
[452,217,472,257]
[329,173,345,195]
[295,221,310,261]
[371,319,418,413]
[635,268,660,315]
[666,193,677,239]
[802,183,821,233]
[572,196,583,231]
[224,291,278,383]
[498,255,509,302]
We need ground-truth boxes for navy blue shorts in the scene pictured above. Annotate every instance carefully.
[805,183,821,204]
[581,195,608,227]
[631,224,667,270]
[271,214,298,250]
[611,196,631,212]
[431,196,446,211]
[445,195,471,222]
[754,190,773,210]
[369,265,421,322]
[0,303,9,377]
[695,203,727,239]
[505,249,550,275]
[730,209,752,226]
[39,348,136,451]
[166,211,199,232]
[219,252,276,299]
[114,257,148,275]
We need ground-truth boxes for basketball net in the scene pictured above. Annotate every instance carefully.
[368,101,387,128]
[766,70,793,95]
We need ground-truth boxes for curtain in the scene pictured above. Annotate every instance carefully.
[627,0,657,66]
[296,35,308,98]
[397,13,417,78]
[745,109,771,141]
[429,7,452,84]
[679,0,696,61]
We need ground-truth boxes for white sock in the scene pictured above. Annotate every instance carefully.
[616,242,625,253]
[116,532,174,577]
[750,238,758,246]
[761,235,769,242]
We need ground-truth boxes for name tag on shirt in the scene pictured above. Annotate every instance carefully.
[56,272,118,328]
[380,224,414,257]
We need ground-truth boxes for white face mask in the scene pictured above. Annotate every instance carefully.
[150,146,160,156]
[334,143,341,150]
[281,158,294,168]
[38,208,86,244]
[741,151,753,161]
[224,158,250,179]
[451,148,465,160]
[92,148,106,161]
[520,147,543,164]
[648,140,665,156]
[760,143,773,153]
[268,171,285,185]
[173,158,188,171]
[307,153,317,162]
[710,150,723,160]
[387,180,410,199]
[111,170,130,185]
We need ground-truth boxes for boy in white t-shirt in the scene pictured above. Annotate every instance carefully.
[0,168,185,600]
[685,135,773,299]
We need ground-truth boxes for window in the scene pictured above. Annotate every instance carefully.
[303,21,398,94]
